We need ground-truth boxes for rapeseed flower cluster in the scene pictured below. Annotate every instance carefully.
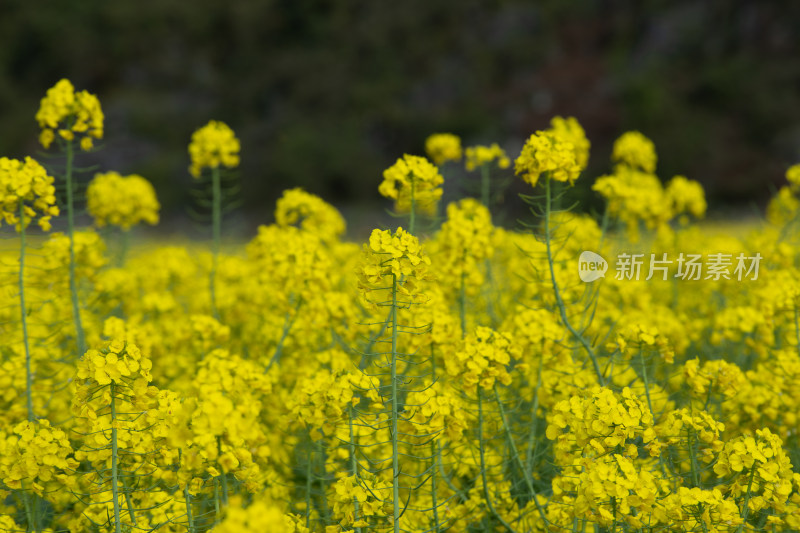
[357,226,431,299]
[425,133,462,165]
[274,187,346,243]
[378,154,443,215]
[514,116,589,187]
[0,156,59,231]
[6,86,800,533]
[445,326,519,394]
[0,419,77,494]
[188,120,240,178]
[464,143,510,171]
[612,130,657,172]
[593,131,706,239]
[36,79,104,151]
[86,171,160,229]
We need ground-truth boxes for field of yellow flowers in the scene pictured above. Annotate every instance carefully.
[2,79,800,533]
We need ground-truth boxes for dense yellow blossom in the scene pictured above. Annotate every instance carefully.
[666,174,707,219]
[0,156,59,231]
[330,473,392,528]
[464,143,510,171]
[35,78,103,151]
[549,115,590,168]
[424,133,462,165]
[40,229,108,281]
[274,187,345,242]
[0,419,77,495]
[212,497,308,533]
[547,386,655,455]
[515,129,583,187]
[188,120,240,178]
[86,171,160,229]
[767,186,799,225]
[378,154,443,215]
[612,130,657,172]
[357,227,432,300]
[445,326,519,393]
[5,95,800,533]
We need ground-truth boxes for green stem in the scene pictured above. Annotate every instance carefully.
[121,474,137,526]
[266,297,303,371]
[19,201,34,422]
[305,443,313,529]
[481,163,490,208]
[459,257,467,338]
[184,483,195,533]
[430,439,440,532]
[483,258,500,329]
[349,406,362,533]
[316,439,331,524]
[409,177,416,235]
[110,383,122,533]
[525,356,544,475]
[794,305,800,358]
[65,140,86,355]
[639,347,654,418]
[543,178,603,384]
[221,471,229,504]
[20,481,37,532]
[688,427,700,488]
[210,165,222,319]
[477,388,517,533]
[737,467,757,532]
[213,478,221,522]
[390,274,401,533]
[117,228,130,267]
[493,385,549,526]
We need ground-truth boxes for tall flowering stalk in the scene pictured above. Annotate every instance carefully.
[0,157,59,422]
[437,198,496,336]
[464,143,510,208]
[357,227,433,532]
[379,154,443,235]
[514,117,604,383]
[35,79,104,356]
[188,120,240,319]
[71,319,157,533]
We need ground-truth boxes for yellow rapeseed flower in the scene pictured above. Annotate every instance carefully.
[549,116,590,168]
[86,171,160,230]
[274,187,346,242]
[35,79,103,151]
[515,130,583,187]
[379,154,444,215]
[464,143,510,171]
[425,133,462,165]
[612,131,657,173]
[0,156,59,231]
[188,120,240,178]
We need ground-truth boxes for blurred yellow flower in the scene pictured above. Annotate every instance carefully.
[188,120,240,178]
[35,79,103,151]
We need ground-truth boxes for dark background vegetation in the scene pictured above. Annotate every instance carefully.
[2,0,799,233]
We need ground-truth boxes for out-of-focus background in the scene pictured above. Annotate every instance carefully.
[2,0,799,232]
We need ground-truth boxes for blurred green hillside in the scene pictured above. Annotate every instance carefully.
[1,0,799,223]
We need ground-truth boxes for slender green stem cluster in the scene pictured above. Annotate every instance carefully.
[543,177,604,384]
[210,166,222,319]
[19,201,34,422]
[64,141,87,355]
